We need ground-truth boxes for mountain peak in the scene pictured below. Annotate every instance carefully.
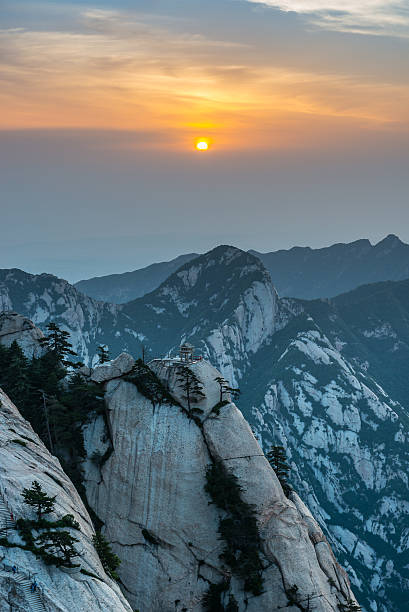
[375,233,403,248]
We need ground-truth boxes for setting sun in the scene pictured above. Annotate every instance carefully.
[196,140,209,151]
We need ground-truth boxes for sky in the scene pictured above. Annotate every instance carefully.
[1,0,409,282]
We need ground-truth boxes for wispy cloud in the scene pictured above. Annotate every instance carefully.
[0,6,408,151]
[247,1,409,36]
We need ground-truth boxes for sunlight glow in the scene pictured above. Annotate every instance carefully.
[196,140,209,151]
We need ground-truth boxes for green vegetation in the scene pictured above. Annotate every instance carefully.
[202,581,229,612]
[38,322,80,368]
[214,377,240,404]
[92,531,121,580]
[124,359,179,407]
[0,330,105,496]
[97,345,110,364]
[210,400,229,417]
[176,365,205,418]
[2,481,83,568]
[22,480,56,519]
[266,445,292,497]
[205,461,264,597]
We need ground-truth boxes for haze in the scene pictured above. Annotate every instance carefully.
[1,0,408,282]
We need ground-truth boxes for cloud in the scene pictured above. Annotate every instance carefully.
[247,1,409,36]
[1,6,408,152]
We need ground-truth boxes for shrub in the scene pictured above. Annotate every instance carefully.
[205,462,264,597]
[92,531,121,580]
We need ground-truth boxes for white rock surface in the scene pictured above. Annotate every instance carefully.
[84,357,358,612]
[0,387,133,612]
[90,353,135,383]
[0,312,44,358]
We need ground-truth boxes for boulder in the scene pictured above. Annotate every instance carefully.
[0,312,44,358]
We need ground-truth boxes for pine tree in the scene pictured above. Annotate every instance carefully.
[92,532,121,580]
[22,480,56,519]
[226,386,240,401]
[39,322,78,367]
[176,365,205,416]
[215,376,229,402]
[36,529,80,566]
[266,446,292,497]
[1,341,31,411]
[97,345,110,364]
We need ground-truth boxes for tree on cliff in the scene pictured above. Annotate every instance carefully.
[266,446,291,497]
[215,376,229,402]
[36,529,80,567]
[176,365,205,417]
[22,480,56,520]
[97,345,110,364]
[92,532,121,580]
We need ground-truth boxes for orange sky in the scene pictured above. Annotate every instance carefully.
[1,4,409,152]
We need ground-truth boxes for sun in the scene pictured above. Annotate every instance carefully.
[196,140,209,151]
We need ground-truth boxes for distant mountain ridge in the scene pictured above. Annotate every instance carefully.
[75,235,409,304]
[251,234,409,299]
[74,253,198,303]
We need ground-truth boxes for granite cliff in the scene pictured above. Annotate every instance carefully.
[81,355,359,612]
[0,387,133,612]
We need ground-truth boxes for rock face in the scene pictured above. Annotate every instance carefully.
[90,353,135,383]
[0,312,44,358]
[0,268,125,365]
[83,358,358,612]
[0,387,133,612]
[248,317,409,612]
[0,247,279,378]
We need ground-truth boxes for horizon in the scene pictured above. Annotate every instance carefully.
[0,232,403,284]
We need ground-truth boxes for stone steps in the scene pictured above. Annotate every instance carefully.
[0,500,15,533]
[0,569,45,611]
[0,491,45,610]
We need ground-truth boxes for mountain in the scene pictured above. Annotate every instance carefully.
[69,354,360,611]
[74,253,199,303]
[76,235,409,305]
[300,278,409,408]
[0,247,279,375]
[1,245,409,610]
[121,245,279,384]
[0,387,133,612]
[245,314,409,612]
[251,234,409,299]
[0,323,359,611]
[0,267,127,364]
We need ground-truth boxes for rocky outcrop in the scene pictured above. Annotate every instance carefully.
[0,387,133,612]
[0,312,44,358]
[250,319,409,612]
[90,353,135,383]
[83,357,358,612]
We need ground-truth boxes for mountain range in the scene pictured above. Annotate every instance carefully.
[1,243,409,610]
[74,253,198,304]
[74,234,409,303]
